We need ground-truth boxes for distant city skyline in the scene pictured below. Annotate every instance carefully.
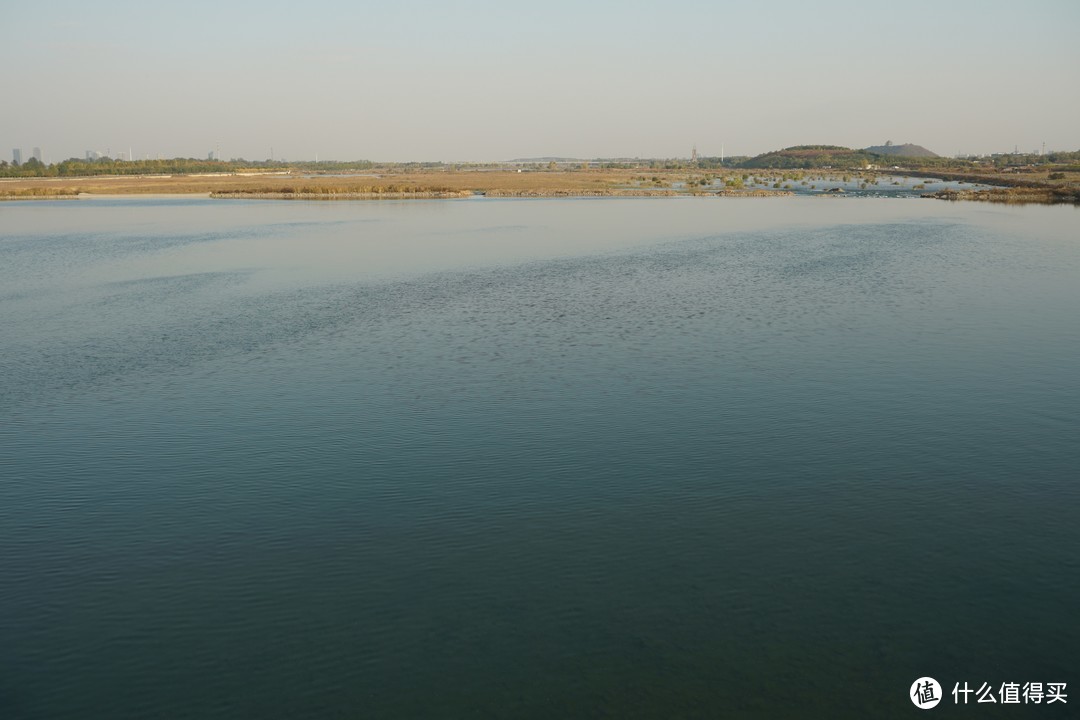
[6,141,1072,166]
[2,0,1077,162]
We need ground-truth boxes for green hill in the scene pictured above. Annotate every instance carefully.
[738,145,875,169]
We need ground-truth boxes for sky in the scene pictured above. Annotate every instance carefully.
[2,0,1078,162]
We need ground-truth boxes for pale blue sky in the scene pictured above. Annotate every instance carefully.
[3,0,1078,162]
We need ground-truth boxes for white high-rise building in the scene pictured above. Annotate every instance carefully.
[12,148,22,165]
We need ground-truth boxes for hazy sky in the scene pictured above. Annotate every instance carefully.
[3,0,1078,162]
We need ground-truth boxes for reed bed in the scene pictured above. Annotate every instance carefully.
[213,189,473,200]
[211,184,472,199]
[0,187,80,199]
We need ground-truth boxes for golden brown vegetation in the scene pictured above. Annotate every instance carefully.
[0,169,639,197]
[211,184,472,199]
[0,186,80,198]
[3,165,1076,203]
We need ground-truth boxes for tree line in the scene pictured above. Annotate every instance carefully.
[0,157,376,178]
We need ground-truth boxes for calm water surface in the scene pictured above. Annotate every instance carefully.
[1,196,1078,718]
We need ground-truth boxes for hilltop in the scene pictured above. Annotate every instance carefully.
[735,143,945,169]
[864,142,938,158]
[738,145,876,169]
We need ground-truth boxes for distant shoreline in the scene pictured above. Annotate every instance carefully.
[0,168,1075,204]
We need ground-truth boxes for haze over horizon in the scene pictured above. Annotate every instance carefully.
[3,0,1078,164]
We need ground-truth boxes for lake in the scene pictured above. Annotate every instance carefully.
[1,196,1077,718]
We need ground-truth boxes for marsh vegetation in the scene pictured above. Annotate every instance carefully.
[2,161,1076,204]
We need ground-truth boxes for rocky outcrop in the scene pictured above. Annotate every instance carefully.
[923,187,1080,205]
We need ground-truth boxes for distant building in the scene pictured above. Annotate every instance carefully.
[32,147,42,162]
[12,148,22,165]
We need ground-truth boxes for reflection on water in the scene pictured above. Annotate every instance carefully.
[1,197,1078,719]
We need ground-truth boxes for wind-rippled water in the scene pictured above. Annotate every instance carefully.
[1,196,1078,719]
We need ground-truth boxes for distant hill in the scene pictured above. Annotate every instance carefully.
[864,142,938,158]
[738,145,875,169]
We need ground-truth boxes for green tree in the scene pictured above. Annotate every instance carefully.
[20,157,46,176]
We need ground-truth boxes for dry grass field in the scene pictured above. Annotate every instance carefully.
[0,169,650,197]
